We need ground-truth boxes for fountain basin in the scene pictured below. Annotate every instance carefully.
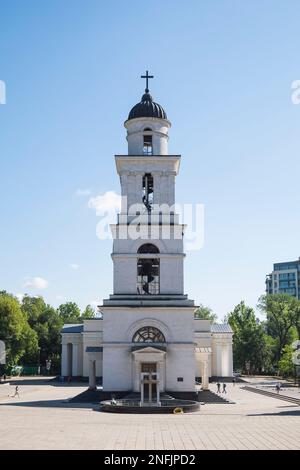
[100,398,200,414]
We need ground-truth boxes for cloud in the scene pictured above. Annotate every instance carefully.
[88,191,121,215]
[76,188,91,196]
[70,263,80,270]
[24,277,49,290]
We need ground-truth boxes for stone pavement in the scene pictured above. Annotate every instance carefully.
[0,377,299,450]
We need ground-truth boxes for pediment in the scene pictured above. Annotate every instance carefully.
[131,345,166,354]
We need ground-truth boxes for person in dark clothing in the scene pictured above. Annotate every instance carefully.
[222,383,227,394]
[217,381,221,393]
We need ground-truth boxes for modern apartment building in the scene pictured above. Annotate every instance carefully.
[266,258,300,299]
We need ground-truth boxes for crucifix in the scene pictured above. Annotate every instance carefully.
[141,70,154,93]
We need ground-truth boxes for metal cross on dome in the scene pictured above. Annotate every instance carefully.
[141,70,154,93]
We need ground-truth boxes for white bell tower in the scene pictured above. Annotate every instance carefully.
[101,72,195,394]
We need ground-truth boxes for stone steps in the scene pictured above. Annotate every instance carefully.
[242,386,300,406]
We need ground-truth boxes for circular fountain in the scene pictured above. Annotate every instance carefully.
[100,397,200,414]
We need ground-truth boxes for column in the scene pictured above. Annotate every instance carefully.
[72,344,78,377]
[216,343,223,377]
[222,342,233,377]
[228,342,233,377]
[88,360,96,390]
[156,372,160,404]
[202,360,209,390]
[61,344,68,377]
[140,375,144,405]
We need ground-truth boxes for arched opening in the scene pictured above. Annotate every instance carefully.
[143,130,153,155]
[138,243,159,254]
[142,173,153,213]
[132,326,166,343]
[137,244,160,295]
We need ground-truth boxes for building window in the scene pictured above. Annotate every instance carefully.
[132,326,165,343]
[143,134,153,155]
[137,243,160,295]
[142,173,154,213]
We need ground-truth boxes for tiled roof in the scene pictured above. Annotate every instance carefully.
[211,324,233,333]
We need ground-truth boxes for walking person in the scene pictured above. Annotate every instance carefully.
[222,383,227,394]
[12,385,20,398]
[232,377,236,387]
[217,381,221,393]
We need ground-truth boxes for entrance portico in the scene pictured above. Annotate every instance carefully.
[132,346,166,393]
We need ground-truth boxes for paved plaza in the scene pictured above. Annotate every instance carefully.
[0,377,299,450]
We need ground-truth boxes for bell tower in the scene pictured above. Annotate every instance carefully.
[101,72,195,394]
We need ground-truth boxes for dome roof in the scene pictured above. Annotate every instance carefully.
[128,91,167,121]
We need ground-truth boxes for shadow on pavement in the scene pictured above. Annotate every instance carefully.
[0,399,97,410]
[4,378,86,388]
[247,408,300,417]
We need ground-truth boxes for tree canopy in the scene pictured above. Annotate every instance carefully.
[0,292,96,371]
[226,301,270,374]
[194,304,217,323]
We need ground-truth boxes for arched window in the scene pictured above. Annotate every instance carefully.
[143,129,153,155]
[137,244,160,295]
[138,243,159,254]
[132,326,165,343]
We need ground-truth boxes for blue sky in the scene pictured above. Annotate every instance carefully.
[0,0,300,319]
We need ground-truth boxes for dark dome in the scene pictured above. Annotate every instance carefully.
[128,92,167,121]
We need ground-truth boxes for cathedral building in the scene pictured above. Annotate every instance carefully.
[61,73,233,398]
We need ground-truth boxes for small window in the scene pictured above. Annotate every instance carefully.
[143,134,152,155]
[177,377,184,382]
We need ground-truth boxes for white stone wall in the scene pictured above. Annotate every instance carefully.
[103,346,132,391]
[124,117,171,156]
[165,345,195,391]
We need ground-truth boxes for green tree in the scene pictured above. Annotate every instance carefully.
[58,302,81,323]
[21,295,46,327]
[21,295,64,369]
[81,304,96,320]
[258,294,299,362]
[194,304,217,322]
[226,301,270,374]
[278,344,295,377]
[0,292,39,366]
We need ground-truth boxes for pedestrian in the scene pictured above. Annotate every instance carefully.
[217,381,221,393]
[275,382,281,394]
[12,385,19,398]
[222,383,227,394]
[232,377,236,387]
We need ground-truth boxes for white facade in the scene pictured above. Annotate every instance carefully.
[61,83,233,394]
